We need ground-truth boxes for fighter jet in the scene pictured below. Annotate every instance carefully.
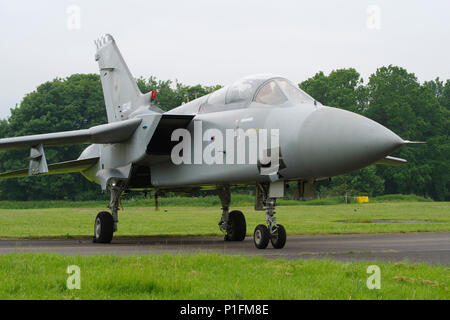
[0,35,420,249]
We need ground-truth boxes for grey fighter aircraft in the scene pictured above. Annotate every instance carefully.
[0,35,419,249]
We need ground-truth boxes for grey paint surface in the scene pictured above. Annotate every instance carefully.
[0,118,142,150]
[1,233,448,265]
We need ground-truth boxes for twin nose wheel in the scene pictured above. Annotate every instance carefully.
[222,210,287,249]
[253,224,286,249]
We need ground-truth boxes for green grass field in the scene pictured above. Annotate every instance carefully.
[0,193,434,209]
[0,198,448,300]
[0,201,448,238]
[0,253,448,300]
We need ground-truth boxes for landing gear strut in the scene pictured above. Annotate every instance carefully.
[253,183,287,249]
[217,185,246,241]
[93,179,126,243]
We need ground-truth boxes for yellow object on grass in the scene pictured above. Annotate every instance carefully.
[356,196,370,203]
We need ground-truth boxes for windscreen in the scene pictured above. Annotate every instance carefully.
[277,79,312,104]
[254,81,287,105]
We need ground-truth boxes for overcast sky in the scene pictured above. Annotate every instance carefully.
[0,0,449,119]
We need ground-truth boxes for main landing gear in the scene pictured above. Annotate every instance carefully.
[217,185,246,241]
[217,186,247,241]
[93,179,126,243]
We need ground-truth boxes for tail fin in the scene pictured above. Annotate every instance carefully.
[95,34,147,122]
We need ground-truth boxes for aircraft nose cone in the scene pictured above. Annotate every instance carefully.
[297,106,403,177]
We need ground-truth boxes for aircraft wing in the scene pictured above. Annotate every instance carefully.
[0,118,141,150]
[376,156,407,166]
[0,157,99,179]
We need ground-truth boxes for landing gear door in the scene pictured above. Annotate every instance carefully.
[255,181,286,210]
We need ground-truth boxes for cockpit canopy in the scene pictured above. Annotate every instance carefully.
[218,74,314,106]
[170,74,315,115]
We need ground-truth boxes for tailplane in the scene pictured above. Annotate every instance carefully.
[95,34,155,122]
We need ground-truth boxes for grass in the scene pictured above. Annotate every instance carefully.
[0,194,433,209]
[0,201,448,239]
[0,198,447,300]
[0,253,447,300]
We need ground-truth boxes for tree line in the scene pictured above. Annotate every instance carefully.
[0,66,448,201]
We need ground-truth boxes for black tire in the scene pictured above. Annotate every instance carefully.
[225,210,246,241]
[253,224,270,249]
[93,211,114,243]
[271,224,286,249]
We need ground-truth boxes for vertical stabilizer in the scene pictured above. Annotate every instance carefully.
[95,34,143,122]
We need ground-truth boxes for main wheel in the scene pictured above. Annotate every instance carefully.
[225,210,246,241]
[253,224,270,249]
[270,224,286,249]
[93,211,114,243]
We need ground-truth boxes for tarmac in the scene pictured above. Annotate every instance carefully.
[0,232,449,264]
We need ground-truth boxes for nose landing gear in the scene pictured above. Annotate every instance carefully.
[253,182,287,249]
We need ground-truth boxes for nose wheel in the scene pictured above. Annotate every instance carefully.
[253,224,286,249]
[253,224,270,249]
[270,224,286,249]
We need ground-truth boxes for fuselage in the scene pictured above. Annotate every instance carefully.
[79,75,404,190]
